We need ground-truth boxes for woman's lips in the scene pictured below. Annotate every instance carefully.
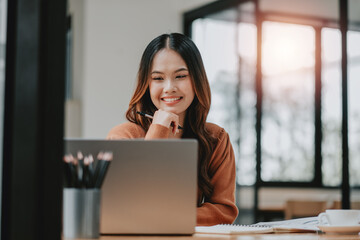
[161,96,183,105]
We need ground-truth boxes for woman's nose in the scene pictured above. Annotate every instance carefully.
[163,79,177,92]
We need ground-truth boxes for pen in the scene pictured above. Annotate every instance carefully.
[94,151,113,188]
[136,111,183,130]
[65,154,80,188]
[87,154,95,188]
[63,151,112,189]
[93,151,103,186]
[77,151,84,187]
[64,154,76,187]
[83,156,90,188]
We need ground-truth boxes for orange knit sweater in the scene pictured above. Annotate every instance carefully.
[107,122,238,226]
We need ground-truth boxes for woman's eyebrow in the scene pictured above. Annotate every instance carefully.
[151,68,188,74]
[175,68,188,73]
[151,71,163,74]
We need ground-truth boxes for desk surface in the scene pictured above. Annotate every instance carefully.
[65,233,360,240]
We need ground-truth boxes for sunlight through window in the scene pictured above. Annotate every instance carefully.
[261,21,315,182]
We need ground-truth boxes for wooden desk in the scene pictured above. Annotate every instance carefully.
[65,233,360,240]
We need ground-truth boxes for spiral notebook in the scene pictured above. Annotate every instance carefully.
[195,225,273,235]
[195,217,320,235]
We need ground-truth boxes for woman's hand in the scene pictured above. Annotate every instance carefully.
[152,109,180,135]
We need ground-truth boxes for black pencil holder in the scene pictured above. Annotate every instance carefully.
[63,188,101,239]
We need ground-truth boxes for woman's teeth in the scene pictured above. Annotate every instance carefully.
[162,97,181,102]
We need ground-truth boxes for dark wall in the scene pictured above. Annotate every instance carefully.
[2,0,67,239]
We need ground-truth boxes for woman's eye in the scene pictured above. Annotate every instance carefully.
[176,75,187,79]
[152,77,163,80]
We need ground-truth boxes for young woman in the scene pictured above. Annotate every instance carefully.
[107,33,238,226]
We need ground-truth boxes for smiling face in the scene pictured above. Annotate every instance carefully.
[148,48,195,122]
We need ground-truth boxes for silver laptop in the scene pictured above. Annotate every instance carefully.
[64,139,198,235]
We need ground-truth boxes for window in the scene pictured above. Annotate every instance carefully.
[321,29,360,187]
[348,30,360,186]
[261,22,315,182]
[191,4,257,185]
[186,0,360,188]
[322,28,342,186]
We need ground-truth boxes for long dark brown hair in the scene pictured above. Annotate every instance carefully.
[126,33,215,202]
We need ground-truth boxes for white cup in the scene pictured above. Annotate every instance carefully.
[318,209,360,226]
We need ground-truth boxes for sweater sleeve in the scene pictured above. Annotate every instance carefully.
[106,122,170,139]
[196,129,238,226]
[144,124,170,139]
[106,122,145,139]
